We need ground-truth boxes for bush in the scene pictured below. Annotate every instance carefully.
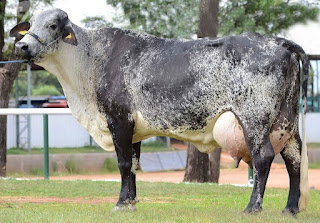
[102,158,118,172]
[29,168,43,176]
[52,161,58,172]
[32,85,62,96]
[142,140,165,147]
[65,158,80,174]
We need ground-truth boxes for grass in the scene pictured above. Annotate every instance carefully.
[7,141,174,155]
[7,146,104,155]
[0,179,319,222]
[102,158,119,172]
[307,143,320,149]
[141,140,176,153]
[309,162,320,169]
[7,142,319,156]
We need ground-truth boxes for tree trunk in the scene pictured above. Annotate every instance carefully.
[197,0,219,38]
[0,0,6,62]
[0,68,18,177]
[208,148,221,182]
[0,62,21,177]
[183,143,209,182]
[0,0,29,177]
[184,0,220,183]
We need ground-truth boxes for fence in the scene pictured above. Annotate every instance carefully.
[5,112,320,149]
[0,108,72,179]
[308,55,320,112]
[6,111,92,149]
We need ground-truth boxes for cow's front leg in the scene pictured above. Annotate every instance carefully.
[244,135,275,213]
[127,142,141,211]
[106,115,137,212]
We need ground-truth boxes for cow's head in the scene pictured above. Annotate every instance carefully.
[10,8,77,63]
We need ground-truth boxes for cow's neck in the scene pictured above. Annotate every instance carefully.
[39,25,95,94]
[35,25,123,151]
[37,24,102,126]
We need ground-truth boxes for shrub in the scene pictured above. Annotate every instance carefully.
[52,161,58,172]
[32,85,62,96]
[142,140,165,147]
[65,158,80,174]
[29,168,43,176]
[102,158,118,172]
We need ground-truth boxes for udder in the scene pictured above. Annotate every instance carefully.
[213,111,291,167]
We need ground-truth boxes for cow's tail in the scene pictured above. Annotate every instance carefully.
[298,47,309,212]
[276,38,309,212]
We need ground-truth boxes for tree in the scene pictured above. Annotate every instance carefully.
[11,70,63,97]
[184,0,220,183]
[106,0,319,38]
[32,85,62,96]
[104,0,319,183]
[219,0,319,36]
[81,16,113,29]
[0,0,30,177]
[0,0,54,177]
[105,0,199,38]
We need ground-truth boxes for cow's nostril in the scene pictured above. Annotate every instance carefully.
[21,45,29,51]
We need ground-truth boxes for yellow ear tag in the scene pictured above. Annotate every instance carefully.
[65,33,72,39]
[18,30,28,35]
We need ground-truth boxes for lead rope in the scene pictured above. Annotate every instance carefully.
[0,60,29,64]
[3,31,64,65]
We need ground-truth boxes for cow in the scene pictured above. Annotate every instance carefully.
[10,8,309,215]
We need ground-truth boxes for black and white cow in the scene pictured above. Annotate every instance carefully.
[10,8,309,215]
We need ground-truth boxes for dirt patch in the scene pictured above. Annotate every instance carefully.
[44,168,320,190]
[0,196,117,204]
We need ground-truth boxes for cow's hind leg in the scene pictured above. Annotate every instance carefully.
[281,133,301,216]
[244,129,275,213]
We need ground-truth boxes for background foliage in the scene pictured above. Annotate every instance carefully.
[91,0,319,39]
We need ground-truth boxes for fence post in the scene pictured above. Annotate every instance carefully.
[43,114,49,180]
[248,167,253,187]
[27,64,31,152]
[166,137,171,148]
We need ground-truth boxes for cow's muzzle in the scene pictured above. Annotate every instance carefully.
[15,41,32,60]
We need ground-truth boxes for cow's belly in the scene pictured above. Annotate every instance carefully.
[213,111,291,164]
[132,111,221,152]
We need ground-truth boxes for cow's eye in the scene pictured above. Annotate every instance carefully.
[49,24,58,30]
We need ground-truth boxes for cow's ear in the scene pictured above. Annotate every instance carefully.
[10,22,30,38]
[62,23,77,46]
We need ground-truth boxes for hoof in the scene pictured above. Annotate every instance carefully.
[282,208,299,217]
[111,204,137,213]
[244,206,262,214]
[111,199,139,213]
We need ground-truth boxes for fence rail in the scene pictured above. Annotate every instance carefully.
[0,108,71,115]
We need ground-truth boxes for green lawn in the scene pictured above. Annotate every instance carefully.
[309,162,320,169]
[7,146,104,155]
[0,179,319,222]
[7,141,174,155]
